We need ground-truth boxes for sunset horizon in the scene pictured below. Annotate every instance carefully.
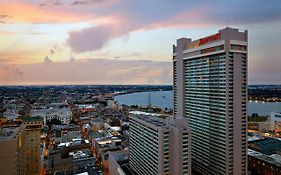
[1,0,281,85]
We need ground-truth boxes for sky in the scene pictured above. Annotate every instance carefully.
[0,0,281,85]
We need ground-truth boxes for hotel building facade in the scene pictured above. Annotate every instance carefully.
[129,111,191,175]
[173,27,248,175]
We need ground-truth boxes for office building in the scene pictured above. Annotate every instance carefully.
[23,116,43,175]
[129,111,191,175]
[173,27,247,174]
[0,125,27,175]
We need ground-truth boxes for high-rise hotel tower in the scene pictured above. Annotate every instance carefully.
[173,27,247,175]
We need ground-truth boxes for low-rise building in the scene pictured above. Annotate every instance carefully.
[31,108,72,124]
[248,149,281,175]
[258,121,272,132]
[54,131,82,144]
[108,150,132,175]
[271,112,281,131]
[89,125,127,175]
[48,139,92,174]
[257,113,281,132]
[72,151,96,174]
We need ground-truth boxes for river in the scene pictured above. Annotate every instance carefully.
[114,91,281,116]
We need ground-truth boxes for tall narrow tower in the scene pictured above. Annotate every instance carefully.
[148,91,152,108]
[173,27,247,175]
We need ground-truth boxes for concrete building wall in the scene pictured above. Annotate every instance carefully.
[169,120,191,175]
[108,154,126,175]
[173,38,191,117]
[0,125,27,175]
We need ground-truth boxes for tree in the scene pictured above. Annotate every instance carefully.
[46,118,62,130]
[70,119,78,125]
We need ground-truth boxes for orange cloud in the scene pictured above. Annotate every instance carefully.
[0,1,89,23]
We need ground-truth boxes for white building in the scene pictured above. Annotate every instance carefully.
[31,108,72,124]
[258,121,272,132]
[270,112,281,131]
[107,100,118,109]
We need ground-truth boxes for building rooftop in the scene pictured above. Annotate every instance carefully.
[0,125,23,141]
[109,150,129,162]
[247,132,264,142]
[249,138,281,155]
[78,104,96,109]
[129,111,168,128]
[74,172,88,175]
[129,111,188,130]
[70,151,93,160]
[22,116,43,122]
[31,108,71,118]
[57,139,90,149]
[248,149,281,167]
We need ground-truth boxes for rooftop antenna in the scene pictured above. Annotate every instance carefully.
[148,91,152,108]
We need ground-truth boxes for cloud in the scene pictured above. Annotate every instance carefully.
[39,0,63,7]
[64,0,281,52]
[67,24,129,52]
[0,58,172,85]
[0,64,24,84]
[2,1,281,53]
[1,0,281,86]
[15,67,23,76]
[69,56,76,63]
[0,13,11,23]
[71,0,103,6]
[1,0,281,25]
[0,1,91,23]
[0,14,8,18]
[39,0,115,6]
[44,56,53,63]
[50,49,55,55]
[27,32,47,35]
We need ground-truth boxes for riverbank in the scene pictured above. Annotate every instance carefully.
[113,89,172,96]
[115,91,281,116]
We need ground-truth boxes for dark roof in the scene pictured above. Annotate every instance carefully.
[249,138,281,155]
[22,116,43,122]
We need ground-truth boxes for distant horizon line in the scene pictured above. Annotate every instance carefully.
[0,84,281,87]
[0,84,173,87]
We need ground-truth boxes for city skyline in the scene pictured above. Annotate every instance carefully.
[1,0,281,85]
